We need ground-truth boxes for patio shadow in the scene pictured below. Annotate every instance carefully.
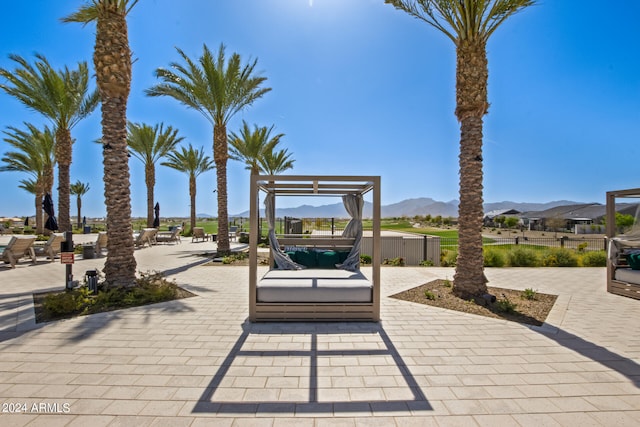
[192,321,432,415]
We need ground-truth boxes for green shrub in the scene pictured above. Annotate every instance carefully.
[580,250,607,267]
[541,249,578,267]
[424,290,436,300]
[383,257,405,266]
[577,242,588,252]
[440,249,458,267]
[419,259,434,267]
[506,247,540,267]
[495,295,517,313]
[360,254,372,265]
[521,288,538,300]
[483,248,506,267]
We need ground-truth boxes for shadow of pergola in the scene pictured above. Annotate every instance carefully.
[192,321,432,415]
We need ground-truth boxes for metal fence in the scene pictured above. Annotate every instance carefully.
[440,236,607,252]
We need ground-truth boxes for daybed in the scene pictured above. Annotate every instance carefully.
[249,175,381,321]
[606,188,640,300]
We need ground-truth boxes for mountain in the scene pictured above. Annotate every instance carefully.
[232,198,586,219]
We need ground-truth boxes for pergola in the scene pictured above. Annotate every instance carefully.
[249,175,381,321]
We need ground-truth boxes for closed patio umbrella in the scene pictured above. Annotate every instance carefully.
[153,202,160,228]
[43,193,58,231]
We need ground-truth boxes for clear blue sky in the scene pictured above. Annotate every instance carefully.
[0,0,638,218]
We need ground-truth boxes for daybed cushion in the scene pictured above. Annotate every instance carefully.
[626,253,640,270]
[257,269,372,303]
[615,268,640,285]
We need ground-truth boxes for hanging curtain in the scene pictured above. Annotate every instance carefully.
[265,193,304,270]
[338,193,363,271]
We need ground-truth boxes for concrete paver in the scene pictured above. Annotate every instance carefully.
[0,235,639,425]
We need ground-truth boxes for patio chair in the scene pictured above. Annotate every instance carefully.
[229,225,238,242]
[95,231,108,256]
[192,227,210,242]
[33,233,66,261]
[156,226,182,244]
[134,228,158,248]
[1,236,37,268]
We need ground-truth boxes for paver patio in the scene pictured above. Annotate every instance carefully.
[0,235,638,426]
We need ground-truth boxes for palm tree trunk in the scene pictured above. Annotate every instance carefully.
[214,124,230,255]
[102,97,137,286]
[55,127,73,232]
[77,195,82,229]
[146,163,155,227]
[95,6,136,287]
[189,174,196,233]
[453,39,489,299]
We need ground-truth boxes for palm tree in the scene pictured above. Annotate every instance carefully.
[1,123,56,234]
[0,54,99,233]
[63,0,139,287]
[127,122,184,227]
[259,148,295,175]
[161,145,215,233]
[229,120,284,175]
[70,181,90,229]
[146,43,271,255]
[386,0,535,299]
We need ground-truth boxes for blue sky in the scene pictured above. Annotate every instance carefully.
[0,0,638,218]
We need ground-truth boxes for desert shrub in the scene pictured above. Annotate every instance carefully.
[483,248,506,267]
[495,295,517,313]
[383,257,405,266]
[440,249,458,267]
[521,288,538,300]
[506,247,540,267]
[360,254,372,265]
[419,259,434,267]
[580,250,607,267]
[541,248,578,267]
[424,290,436,300]
[577,242,588,252]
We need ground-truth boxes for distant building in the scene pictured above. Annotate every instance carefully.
[520,203,640,234]
[483,209,521,227]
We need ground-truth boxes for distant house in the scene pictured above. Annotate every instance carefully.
[483,209,521,227]
[519,203,640,234]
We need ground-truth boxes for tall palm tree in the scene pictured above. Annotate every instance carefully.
[127,122,184,227]
[70,180,90,229]
[0,54,99,233]
[229,120,284,175]
[146,43,271,255]
[63,0,139,287]
[161,145,215,234]
[259,148,295,175]
[386,0,535,299]
[1,123,56,234]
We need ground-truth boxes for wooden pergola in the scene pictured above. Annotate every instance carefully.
[606,187,640,300]
[249,175,381,321]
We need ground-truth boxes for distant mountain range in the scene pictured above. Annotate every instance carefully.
[225,198,590,219]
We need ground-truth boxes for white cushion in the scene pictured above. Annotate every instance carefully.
[257,269,372,303]
[615,268,640,285]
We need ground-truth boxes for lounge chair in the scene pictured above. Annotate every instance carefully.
[134,228,158,248]
[192,227,210,242]
[156,226,182,244]
[95,231,108,256]
[229,226,238,242]
[1,236,37,268]
[33,233,65,261]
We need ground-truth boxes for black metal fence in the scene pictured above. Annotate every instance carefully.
[440,236,607,251]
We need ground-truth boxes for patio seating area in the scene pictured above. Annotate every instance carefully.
[0,233,638,425]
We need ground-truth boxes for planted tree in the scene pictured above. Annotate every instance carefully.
[229,120,284,176]
[161,144,215,233]
[63,0,139,286]
[127,122,184,227]
[146,43,270,255]
[1,124,56,234]
[70,180,90,229]
[386,0,535,299]
[0,55,99,233]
